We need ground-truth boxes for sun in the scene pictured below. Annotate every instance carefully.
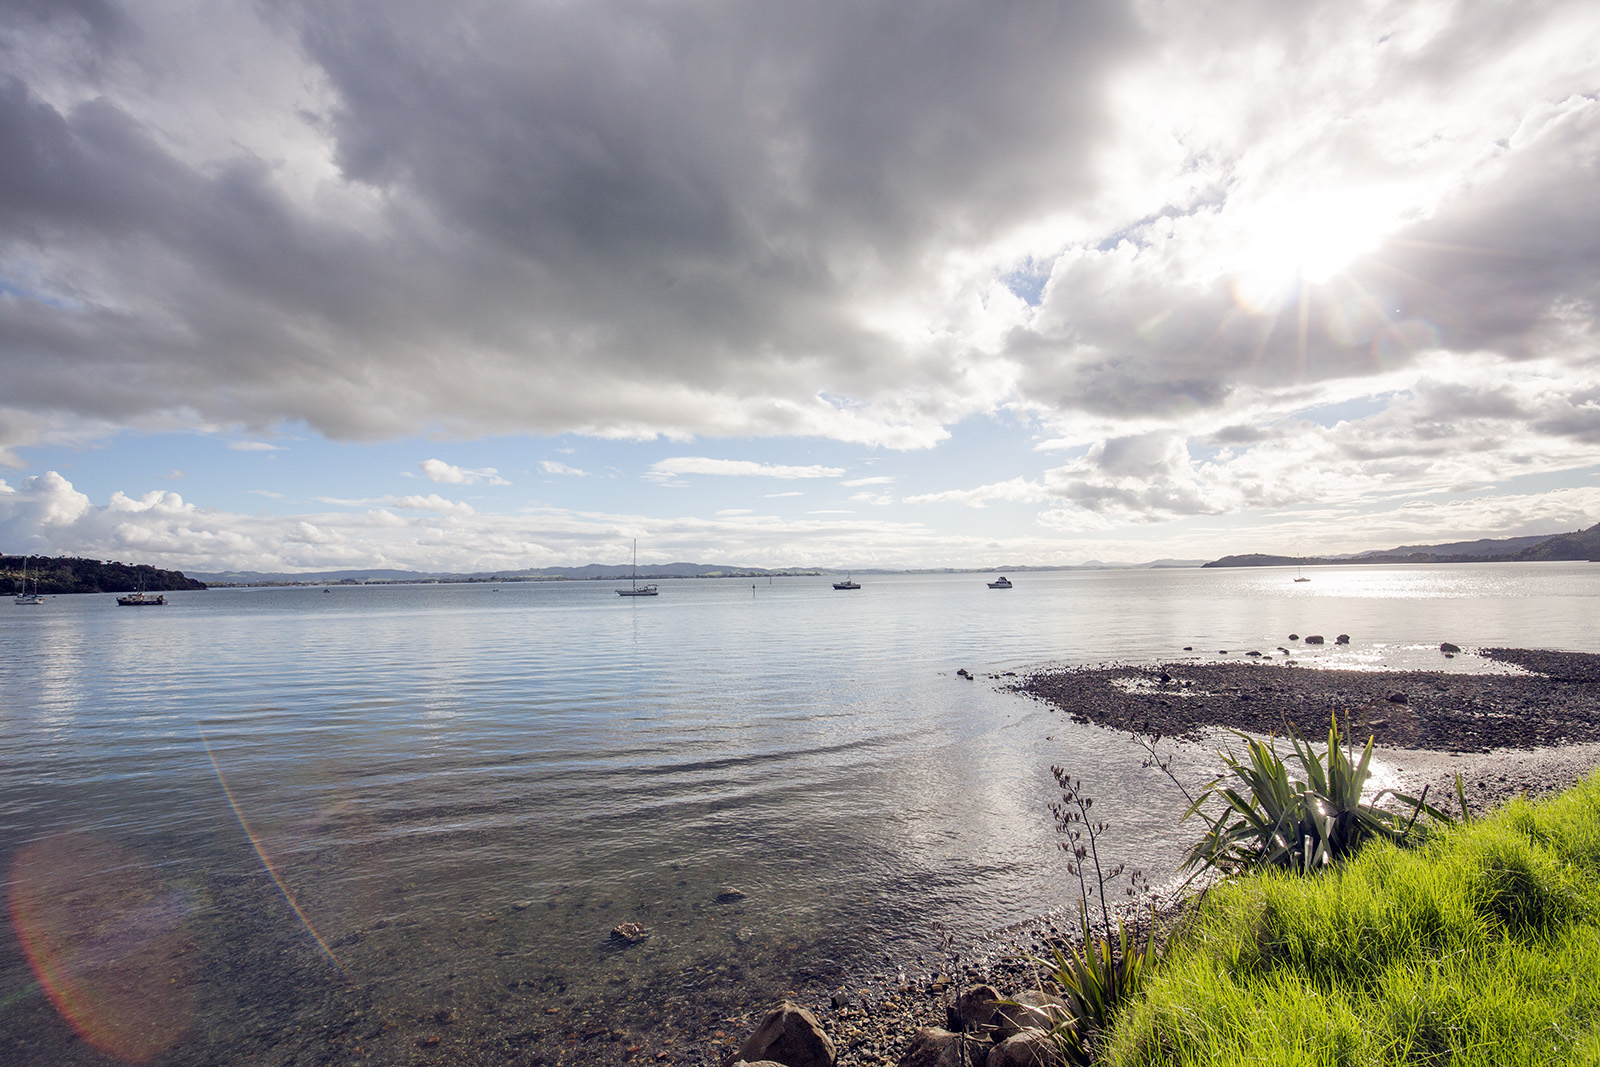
[1230,189,1398,314]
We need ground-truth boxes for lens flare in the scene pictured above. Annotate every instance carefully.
[200,733,345,973]
[7,834,195,1062]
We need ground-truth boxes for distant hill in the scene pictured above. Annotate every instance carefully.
[190,562,829,585]
[1356,534,1556,558]
[192,558,1211,585]
[2,554,207,594]
[1205,522,1600,569]
[1518,523,1600,561]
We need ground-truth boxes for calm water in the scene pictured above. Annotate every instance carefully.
[1,562,1596,1064]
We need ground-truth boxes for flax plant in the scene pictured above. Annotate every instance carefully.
[1180,715,1451,877]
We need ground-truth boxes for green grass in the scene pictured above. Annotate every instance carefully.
[1104,770,1600,1066]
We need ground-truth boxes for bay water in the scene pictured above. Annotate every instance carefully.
[1,562,1596,1063]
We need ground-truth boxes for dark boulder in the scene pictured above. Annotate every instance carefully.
[898,1027,964,1067]
[736,1002,835,1067]
[987,1029,1066,1067]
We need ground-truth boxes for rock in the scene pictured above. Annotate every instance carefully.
[1182,646,1192,651]
[952,984,1002,1032]
[957,668,973,680]
[991,991,1069,1040]
[1441,642,1462,653]
[736,1001,836,1067]
[1336,634,1350,645]
[1158,671,1172,683]
[1304,635,1325,645]
[733,1062,789,1067]
[609,923,648,943]
[1245,650,1262,657]
[716,888,748,904]
[988,1029,1066,1067]
[1387,692,1408,705]
[1288,633,1299,640]
[898,1027,964,1067]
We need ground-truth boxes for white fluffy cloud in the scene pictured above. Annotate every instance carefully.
[649,458,847,480]
[419,459,510,486]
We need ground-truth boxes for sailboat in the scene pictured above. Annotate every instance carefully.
[14,557,45,605]
[616,539,659,597]
[1294,565,1310,583]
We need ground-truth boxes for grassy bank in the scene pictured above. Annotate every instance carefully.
[1104,769,1600,1066]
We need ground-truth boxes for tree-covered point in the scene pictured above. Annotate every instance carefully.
[3,554,207,595]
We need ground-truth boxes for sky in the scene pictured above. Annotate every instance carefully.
[1,0,1598,574]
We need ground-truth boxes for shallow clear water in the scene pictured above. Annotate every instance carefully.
[1,562,1596,1063]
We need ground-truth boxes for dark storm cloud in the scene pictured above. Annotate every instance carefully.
[0,0,1141,443]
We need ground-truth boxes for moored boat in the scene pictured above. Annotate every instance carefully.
[833,573,860,590]
[617,539,660,597]
[117,591,166,606]
[14,557,44,605]
[987,576,1013,589]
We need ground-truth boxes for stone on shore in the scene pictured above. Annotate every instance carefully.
[1441,642,1462,653]
[951,983,1002,1032]
[897,1027,964,1067]
[988,1029,1066,1067]
[991,990,1069,1040]
[736,1001,835,1067]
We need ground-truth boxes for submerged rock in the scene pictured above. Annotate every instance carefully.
[609,922,649,943]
